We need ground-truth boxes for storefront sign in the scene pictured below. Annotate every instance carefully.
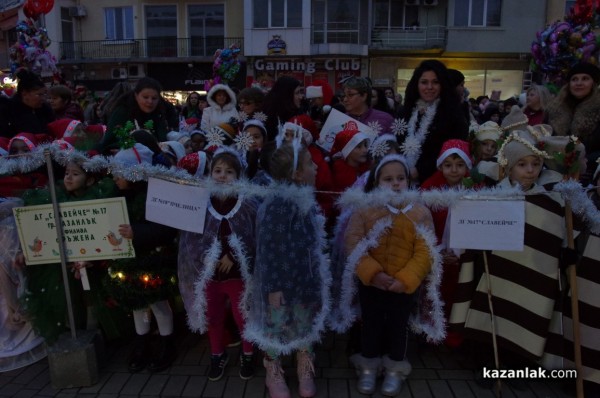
[254,58,361,74]
[267,35,287,55]
[13,198,135,265]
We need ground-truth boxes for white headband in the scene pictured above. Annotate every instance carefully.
[374,154,411,181]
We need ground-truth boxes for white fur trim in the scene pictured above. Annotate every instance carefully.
[189,238,221,332]
[194,151,207,178]
[206,83,237,110]
[342,132,370,159]
[436,148,473,169]
[305,86,323,99]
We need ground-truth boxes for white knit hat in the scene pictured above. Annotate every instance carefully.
[113,143,154,166]
[475,121,503,142]
[161,141,186,162]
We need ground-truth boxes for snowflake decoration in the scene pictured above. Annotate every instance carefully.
[367,120,383,135]
[206,127,226,148]
[370,140,391,159]
[253,111,268,123]
[391,118,408,136]
[400,135,421,157]
[236,110,249,123]
[234,131,255,152]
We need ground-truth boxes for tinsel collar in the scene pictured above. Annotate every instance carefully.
[401,99,439,168]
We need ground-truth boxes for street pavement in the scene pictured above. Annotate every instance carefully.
[0,327,577,398]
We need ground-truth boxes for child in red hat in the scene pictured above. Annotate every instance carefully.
[420,139,476,348]
[330,126,371,194]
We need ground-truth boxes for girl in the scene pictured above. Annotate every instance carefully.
[247,143,330,398]
[330,127,371,193]
[177,148,258,381]
[200,84,238,132]
[343,154,438,396]
[105,143,178,373]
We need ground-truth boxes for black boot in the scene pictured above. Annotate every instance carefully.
[147,334,177,372]
[128,334,150,372]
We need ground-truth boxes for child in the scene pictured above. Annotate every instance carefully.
[105,143,179,373]
[455,129,570,369]
[177,148,258,382]
[247,143,330,398]
[190,130,208,152]
[0,134,48,198]
[343,154,436,396]
[472,121,501,163]
[242,119,268,180]
[420,139,474,347]
[330,127,371,193]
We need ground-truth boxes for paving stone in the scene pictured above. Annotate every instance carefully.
[222,376,246,397]
[410,368,439,380]
[408,379,433,397]
[180,375,206,397]
[200,376,226,397]
[12,389,40,398]
[243,376,266,398]
[13,362,47,384]
[327,378,349,397]
[0,383,25,396]
[161,375,188,397]
[119,373,150,395]
[428,379,454,398]
[99,372,131,394]
[448,379,476,397]
[436,369,475,380]
[140,374,168,395]
[26,368,51,389]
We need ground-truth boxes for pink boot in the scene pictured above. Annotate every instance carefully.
[264,357,291,398]
[297,351,316,397]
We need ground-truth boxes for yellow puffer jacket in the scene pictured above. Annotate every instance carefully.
[344,203,434,294]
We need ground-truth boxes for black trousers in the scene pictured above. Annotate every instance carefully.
[359,283,413,361]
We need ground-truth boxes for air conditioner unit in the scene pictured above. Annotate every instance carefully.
[111,67,127,79]
[128,64,145,78]
[423,0,438,5]
[405,0,420,5]
[68,5,87,17]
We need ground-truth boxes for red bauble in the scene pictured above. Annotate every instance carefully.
[26,0,54,15]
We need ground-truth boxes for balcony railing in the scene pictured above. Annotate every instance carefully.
[311,22,370,45]
[59,37,244,62]
[370,26,446,49]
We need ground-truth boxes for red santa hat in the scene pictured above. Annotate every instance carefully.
[53,138,75,151]
[47,119,82,139]
[436,139,473,169]
[330,126,370,160]
[177,151,209,178]
[8,133,38,152]
[308,79,334,105]
[84,124,106,141]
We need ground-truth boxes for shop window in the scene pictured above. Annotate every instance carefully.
[189,5,225,57]
[145,5,177,57]
[454,0,502,27]
[253,0,302,28]
[104,7,134,40]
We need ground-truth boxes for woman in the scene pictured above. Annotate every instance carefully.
[341,77,393,134]
[371,87,395,117]
[0,69,54,138]
[400,59,469,184]
[237,87,265,121]
[547,62,600,184]
[523,84,551,126]
[99,82,132,124]
[200,84,238,132]
[48,85,84,122]
[100,77,171,154]
[263,76,307,140]
[181,91,202,119]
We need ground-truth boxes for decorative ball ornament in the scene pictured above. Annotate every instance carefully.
[27,0,55,15]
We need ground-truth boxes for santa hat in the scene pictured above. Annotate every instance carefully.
[287,115,318,143]
[167,131,185,142]
[177,151,209,178]
[305,86,323,99]
[47,119,82,139]
[243,119,267,140]
[84,124,106,140]
[113,143,154,166]
[501,105,528,133]
[436,139,473,169]
[308,79,334,105]
[475,121,503,142]
[186,117,200,127]
[53,138,75,151]
[330,128,370,159]
[8,133,38,152]
[161,141,186,162]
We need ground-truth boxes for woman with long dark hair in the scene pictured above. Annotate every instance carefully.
[262,76,307,140]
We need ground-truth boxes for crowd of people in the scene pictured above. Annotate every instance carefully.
[1,59,600,398]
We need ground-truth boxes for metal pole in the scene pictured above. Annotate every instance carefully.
[44,149,77,339]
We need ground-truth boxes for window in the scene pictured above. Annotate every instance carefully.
[312,0,367,44]
[373,0,418,28]
[146,5,177,57]
[104,7,134,40]
[454,0,501,27]
[189,5,225,57]
[253,0,302,28]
